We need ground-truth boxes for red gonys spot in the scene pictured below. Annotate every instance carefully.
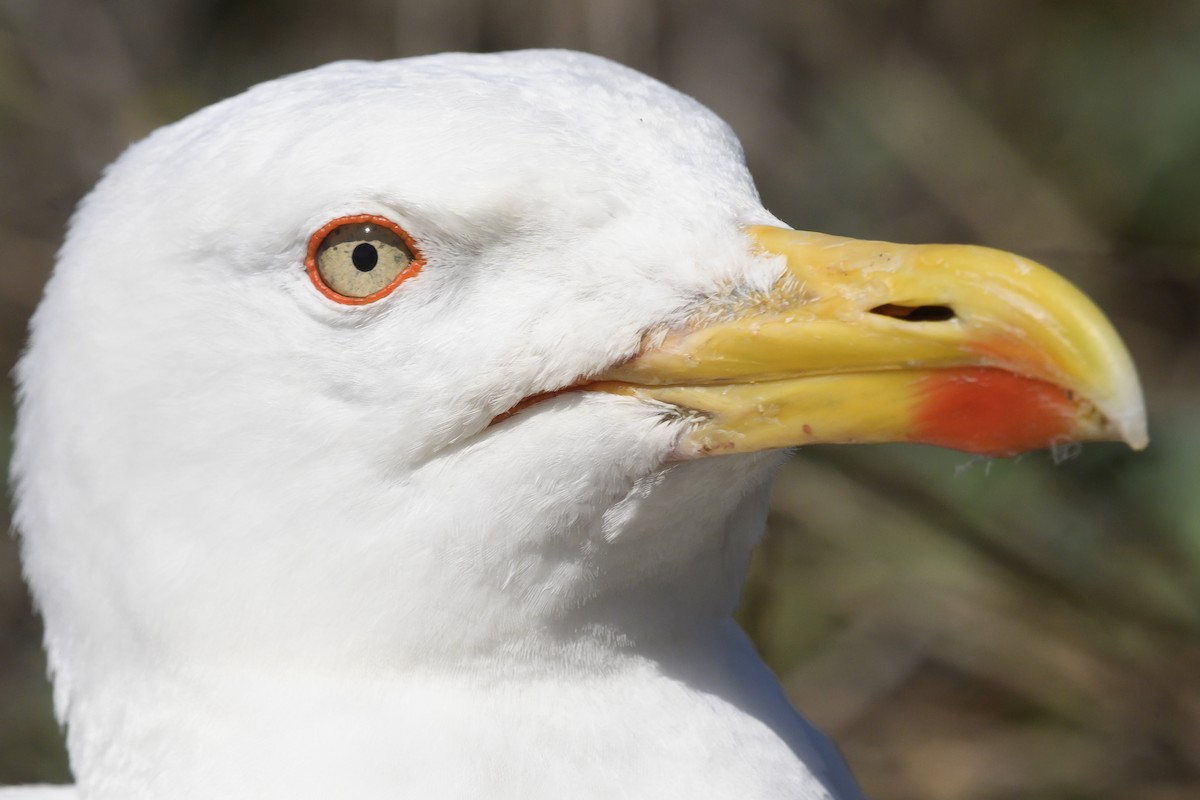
[913,368,1076,457]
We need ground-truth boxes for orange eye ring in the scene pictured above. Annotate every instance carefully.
[306,214,425,305]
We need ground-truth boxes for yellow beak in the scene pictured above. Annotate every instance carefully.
[591,225,1147,459]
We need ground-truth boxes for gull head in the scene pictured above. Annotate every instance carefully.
[10,50,1145,790]
[13,51,791,694]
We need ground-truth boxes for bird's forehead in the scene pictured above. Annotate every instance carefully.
[154,52,759,236]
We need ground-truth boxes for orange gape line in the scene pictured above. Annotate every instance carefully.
[489,383,595,425]
[306,214,425,305]
[913,368,1076,457]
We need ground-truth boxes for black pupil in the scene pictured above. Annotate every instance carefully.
[352,242,379,272]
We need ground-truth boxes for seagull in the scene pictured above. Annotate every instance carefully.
[6,50,1146,799]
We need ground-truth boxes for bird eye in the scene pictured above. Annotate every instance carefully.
[306,215,423,304]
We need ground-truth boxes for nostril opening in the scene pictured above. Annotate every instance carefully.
[870,303,956,322]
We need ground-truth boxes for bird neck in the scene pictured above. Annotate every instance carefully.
[67,619,821,800]
[59,472,780,797]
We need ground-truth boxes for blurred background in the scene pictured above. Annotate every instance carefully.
[0,0,1197,797]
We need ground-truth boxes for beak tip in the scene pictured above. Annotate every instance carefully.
[1121,419,1150,451]
[1108,395,1149,451]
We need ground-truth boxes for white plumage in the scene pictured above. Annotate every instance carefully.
[7,51,868,798]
